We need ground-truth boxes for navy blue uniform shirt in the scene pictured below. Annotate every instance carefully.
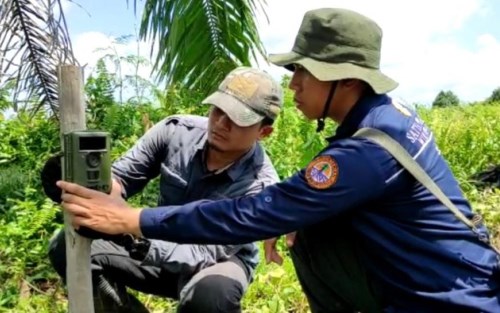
[140,95,500,312]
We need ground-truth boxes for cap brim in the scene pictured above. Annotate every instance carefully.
[202,91,264,127]
[269,51,398,94]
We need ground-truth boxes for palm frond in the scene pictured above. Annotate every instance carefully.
[136,0,268,96]
[0,0,77,114]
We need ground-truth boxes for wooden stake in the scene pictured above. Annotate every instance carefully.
[57,65,94,313]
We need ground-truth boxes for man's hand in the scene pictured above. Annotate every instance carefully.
[263,232,297,265]
[57,181,143,237]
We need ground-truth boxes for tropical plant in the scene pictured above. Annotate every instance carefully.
[0,80,14,112]
[1,86,500,312]
[0,0,77,114]
[1,0,269,116]
[93,35,156,105]
[135,0,268,95]
[85,59,116,126]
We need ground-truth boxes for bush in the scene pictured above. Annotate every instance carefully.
[486,87,500,103]
[0,166,32,215]
[1,85,500,312]
[432,90,460,107]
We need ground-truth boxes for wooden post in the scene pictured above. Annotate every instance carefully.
[57,65,94,313]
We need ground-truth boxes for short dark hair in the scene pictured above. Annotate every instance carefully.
[363,81,375,96]
[261,116,274,127]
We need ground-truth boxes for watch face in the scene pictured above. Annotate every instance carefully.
[129,238,151,261]
[119,234,135,250]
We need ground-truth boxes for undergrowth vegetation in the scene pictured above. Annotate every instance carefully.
[0,80,499,312]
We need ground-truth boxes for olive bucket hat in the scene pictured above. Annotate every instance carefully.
[269,8,398,94]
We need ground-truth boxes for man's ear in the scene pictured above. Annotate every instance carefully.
[258,125,274,140]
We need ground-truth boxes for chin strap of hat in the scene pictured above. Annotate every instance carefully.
[316,81,338,132]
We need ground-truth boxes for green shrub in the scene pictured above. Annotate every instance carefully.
[486,87,500,103]
[0,166,32,215]
[1,86,499,312]
[432,90,460,107]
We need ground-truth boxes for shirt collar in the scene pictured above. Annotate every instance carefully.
[226,143,258,181]
[327,93,390,142]
[194,132,208,152]
[196,137,259,182]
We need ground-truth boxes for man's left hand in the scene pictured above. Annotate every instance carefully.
[263,232,297,265]
[57,181,143,237]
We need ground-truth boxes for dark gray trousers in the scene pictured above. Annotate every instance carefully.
[290,220,384,313]
[48,230,248,313]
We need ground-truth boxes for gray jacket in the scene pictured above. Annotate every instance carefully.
[111,115,279,278]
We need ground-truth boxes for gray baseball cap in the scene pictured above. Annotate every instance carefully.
[202,67,283,127]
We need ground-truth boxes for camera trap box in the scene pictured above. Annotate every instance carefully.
[63,130,112,194]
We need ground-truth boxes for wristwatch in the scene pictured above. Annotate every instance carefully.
[116,234,151,261]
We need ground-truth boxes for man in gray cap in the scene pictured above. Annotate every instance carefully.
[43,66,282,312]
[57,8,500,313]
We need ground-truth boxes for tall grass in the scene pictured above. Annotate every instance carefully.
[419,105,500,183]
[0,99,499,312]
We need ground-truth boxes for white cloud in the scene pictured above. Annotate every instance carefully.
[61,0,73,14]
[54,0,74,16]
[70,0,499,105]
[72,31,153,79]
[73,32,114,69]
[254,0,498,105]
[71,31,155,102]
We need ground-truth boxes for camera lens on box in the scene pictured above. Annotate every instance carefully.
[86,152,101,168]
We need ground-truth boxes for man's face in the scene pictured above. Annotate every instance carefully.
[207,106,272,152]
[288,64,334,120]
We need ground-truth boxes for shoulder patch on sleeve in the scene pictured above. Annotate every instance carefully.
[305,155,339,189]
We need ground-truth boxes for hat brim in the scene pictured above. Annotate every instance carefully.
[202,91,265,127]
[269,51,398,94]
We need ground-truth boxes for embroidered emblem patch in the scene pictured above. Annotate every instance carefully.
[305,156,339,189]
[226,75,258,102]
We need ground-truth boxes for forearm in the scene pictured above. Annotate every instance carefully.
[111,162,155,198]
[138,194,303,245]
[136,147,388,245]
[110,118,173,198]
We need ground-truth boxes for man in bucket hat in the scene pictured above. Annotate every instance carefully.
[270,8,397,132]
[56,8,500,313]
[43,67,282,312]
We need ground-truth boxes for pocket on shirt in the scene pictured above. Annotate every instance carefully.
[162,165,187,186]
[160,165,188,204]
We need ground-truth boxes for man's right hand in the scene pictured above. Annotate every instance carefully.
[40,155,126,240]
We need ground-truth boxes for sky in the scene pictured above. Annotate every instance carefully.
[62,0,500,106]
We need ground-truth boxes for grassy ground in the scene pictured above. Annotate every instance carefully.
[1,102,499,312]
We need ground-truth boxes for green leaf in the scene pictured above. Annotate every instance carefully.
[136,0,268,96]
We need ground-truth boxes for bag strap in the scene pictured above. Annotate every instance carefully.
[353,127,500,254]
